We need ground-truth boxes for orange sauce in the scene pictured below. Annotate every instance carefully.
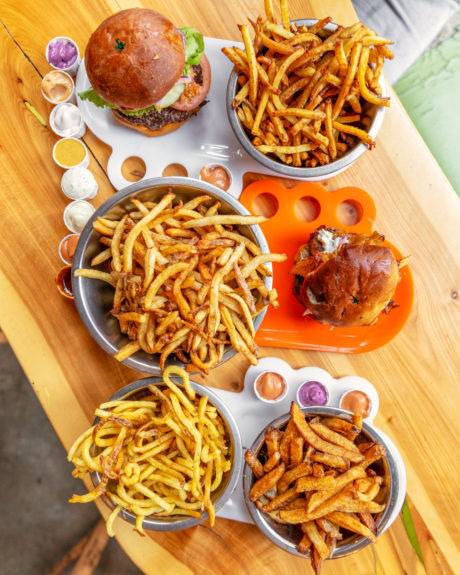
[256,372,286,401]
[200,165,231,191]
[340,390,371,417]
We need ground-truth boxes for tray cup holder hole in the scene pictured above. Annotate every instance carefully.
[337,200,363,226]
[121,156,146,182]
[252,193,279,219]
[294,196,321,222]
[162,163,188,177]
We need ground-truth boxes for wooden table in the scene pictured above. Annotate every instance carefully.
[0,1,459,573]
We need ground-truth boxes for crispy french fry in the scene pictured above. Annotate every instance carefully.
[290,403,364,463]
[326,511,377,542]
[250,463,286,501]
[278,462,312,493]
[303,521,330,559]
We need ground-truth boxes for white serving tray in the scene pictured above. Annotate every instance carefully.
[75,37,345,196]
[211,358,405,526]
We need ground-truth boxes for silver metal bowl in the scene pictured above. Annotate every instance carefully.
[226,19,387,181]
[72,177,272,374]
[243,406,406,559]
[91,376,243,531]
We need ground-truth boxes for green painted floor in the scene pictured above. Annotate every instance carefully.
[395,27,460,195]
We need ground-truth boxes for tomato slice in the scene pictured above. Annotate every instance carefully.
[172,55,211,112]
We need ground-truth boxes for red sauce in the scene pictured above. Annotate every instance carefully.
[200,165,231,191]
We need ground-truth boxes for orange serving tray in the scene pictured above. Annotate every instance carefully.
[239,180,414,353]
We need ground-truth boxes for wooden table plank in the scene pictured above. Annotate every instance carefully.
[0,1,459,573]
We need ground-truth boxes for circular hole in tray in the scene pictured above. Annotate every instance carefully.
[252,193,279,219]
[294,196,321,222]
[162,163,188,177]
[337,200,362,226]
[121,156,146,182]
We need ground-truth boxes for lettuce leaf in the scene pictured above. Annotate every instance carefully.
[78,88,114,109]
[180,27,204,74]
[78,89,158,116]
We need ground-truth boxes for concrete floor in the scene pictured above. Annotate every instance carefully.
[0,343,141,575]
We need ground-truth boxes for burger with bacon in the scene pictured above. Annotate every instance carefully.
[79,8,211,136]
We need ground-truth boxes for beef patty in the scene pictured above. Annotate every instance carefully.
[114,64,205,131]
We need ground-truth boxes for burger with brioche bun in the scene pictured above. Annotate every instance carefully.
[292,226,403,327]
[79,8,211,136]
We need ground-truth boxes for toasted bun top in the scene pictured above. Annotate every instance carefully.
[293,228,400,326]
[85,9,185,109]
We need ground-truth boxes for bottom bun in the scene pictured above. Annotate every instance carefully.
[112,112,185,137]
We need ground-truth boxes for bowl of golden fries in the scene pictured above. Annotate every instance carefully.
[224,1,393,180]
[68,366,243,533]
[72,177,286,374]
[243,403,406,569]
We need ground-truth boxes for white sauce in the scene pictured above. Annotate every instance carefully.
[51,103,82,137]
[61,167,98,200]
[64,200,95,233]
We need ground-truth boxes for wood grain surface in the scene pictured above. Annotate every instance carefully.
[0,1,459,574]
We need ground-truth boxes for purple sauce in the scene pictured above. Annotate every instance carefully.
[48,39,78,69]
[297,381,329,407]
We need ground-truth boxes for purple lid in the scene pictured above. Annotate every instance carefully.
[297,380,329,407]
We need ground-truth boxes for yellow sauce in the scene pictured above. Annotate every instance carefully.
[41,70,73,103]
[54,139,86,167]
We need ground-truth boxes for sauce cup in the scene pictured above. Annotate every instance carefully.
[45,36,81,76]
[253,371,288,404]
[41,70,75,105]
[53,137,89,170]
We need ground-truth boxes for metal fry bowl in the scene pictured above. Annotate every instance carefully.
[91,376,243,531]
[226,19,387,181]
[243,406,406,559]
[72,177,272,374]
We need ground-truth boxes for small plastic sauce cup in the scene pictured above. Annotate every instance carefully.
[59,233,80,264]
[55,265,74,300]
[253,371,288,404]
[45,36,81,76]
[53,138,89,170]
[41,70,75,105]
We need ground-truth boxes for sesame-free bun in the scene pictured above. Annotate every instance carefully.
[85,8,185,110]
[293,227,400,327]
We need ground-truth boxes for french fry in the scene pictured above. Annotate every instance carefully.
[249,463,286,501]
[278,462,312,493]
[325,511,377,542]
[303,521,330,559]
[239,24,258,105]
[262,487,298,512]
[290,403,364,463]
[310,451,349,471]
[264,451,281,472]
[296,475,336,493]
[309,420,361,453]
[289,437,304,467]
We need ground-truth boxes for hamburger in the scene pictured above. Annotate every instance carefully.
[78,9,211,136]
[292,226,401,327]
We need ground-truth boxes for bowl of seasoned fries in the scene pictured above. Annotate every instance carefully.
[243,403,406,569]
[68,366,243,532]
[72,177,286,374]
[225,2,392,180]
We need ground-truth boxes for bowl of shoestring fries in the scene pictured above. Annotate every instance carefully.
[72,177,286,374]
[67,366,242,533]
[243,403,405,571]
[224,0,393,180]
